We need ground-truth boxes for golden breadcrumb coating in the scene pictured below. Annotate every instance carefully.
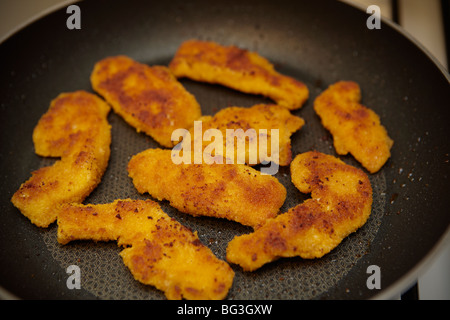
[57,199,234,300]
[180,104,304,166]
[127,148,286,228]
[314,81,393,173]
[11,91,111,227]
[226,151,373,271]
[169,39,309,110]
[91,55,202,147]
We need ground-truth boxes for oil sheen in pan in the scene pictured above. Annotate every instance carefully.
[38,78,387,300]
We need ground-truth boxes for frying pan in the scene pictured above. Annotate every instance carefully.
[0,0,449,300]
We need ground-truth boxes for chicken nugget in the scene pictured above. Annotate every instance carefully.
[57,199,234,300]
[314,81,393,173]
[127,148,286,228]
[180,104,304,167]
[11,91,111,227]
[91,55,202,147]
[226,151,373,271]
[169,40,309,110]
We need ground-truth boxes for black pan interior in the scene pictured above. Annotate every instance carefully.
[0,0,449,300]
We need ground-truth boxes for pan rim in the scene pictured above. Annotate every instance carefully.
[0,0,79,45]
[342,0,449,79]
[344,0,450,300]
[372,226,450,300]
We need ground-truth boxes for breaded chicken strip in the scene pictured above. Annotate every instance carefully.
[226,151,373,271]
[57,199,234,300]
[314,81,393,173]
[169,40,309,110]
[91,55,202,147]
[181,104,304,166]
[127,148,286,228]
[11,91,111,227]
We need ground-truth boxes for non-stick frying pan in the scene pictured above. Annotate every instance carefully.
[0,0,449,300]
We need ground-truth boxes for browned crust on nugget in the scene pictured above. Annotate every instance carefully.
[314,81,393,173]
[127,148,286,228]
[57,199,234,300]
[91,55,202,147]
[169,40,309,110]
[226,151,373,271]
[11,91,111,227]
